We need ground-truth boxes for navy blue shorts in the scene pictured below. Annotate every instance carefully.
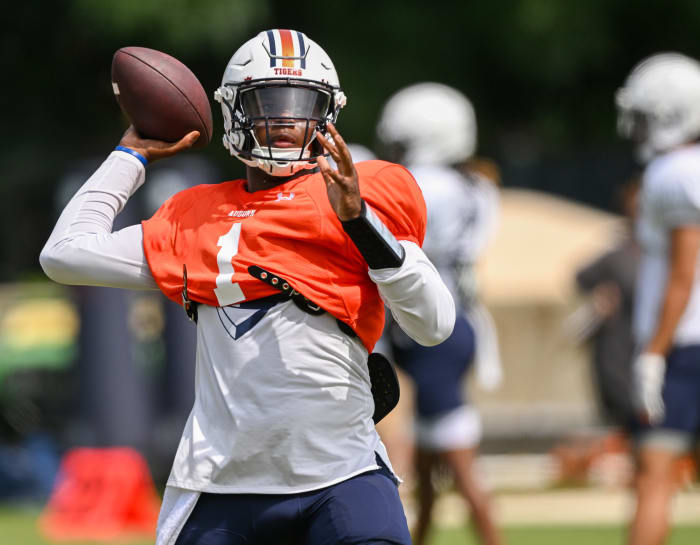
[390,313,475,417]
[174,460,411,545]
[635,345,700,450]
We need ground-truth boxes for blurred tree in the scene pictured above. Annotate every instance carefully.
[0,0,266,280]
[68,0,266,54]
[5,0,700,279]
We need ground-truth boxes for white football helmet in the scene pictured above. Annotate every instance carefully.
[214,29,347,176]
[616,52,700,162]
[376,82,476,166]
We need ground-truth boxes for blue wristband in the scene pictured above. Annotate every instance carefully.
[115,145,148,166]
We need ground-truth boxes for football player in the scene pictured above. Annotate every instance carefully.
[40,30,456,545]
[376,83,504,545]
[617,52,700,545]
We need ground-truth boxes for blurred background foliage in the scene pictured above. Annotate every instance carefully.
[4,0,700,280]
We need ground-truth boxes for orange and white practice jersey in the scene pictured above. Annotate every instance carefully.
[40,150,454,496]
[142,160,426,351]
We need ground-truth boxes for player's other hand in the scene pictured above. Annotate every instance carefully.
[315,123,362,221]
[633,352,666,425]
[476,358,503,392]
[118,125,200,163]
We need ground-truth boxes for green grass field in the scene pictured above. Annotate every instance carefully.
[432,525,700,545]
[2,508,699,545]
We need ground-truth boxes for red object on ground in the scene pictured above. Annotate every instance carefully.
[39,447,160,542]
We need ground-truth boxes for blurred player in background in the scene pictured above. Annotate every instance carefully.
[40,30,456,545]
[573,178,640,430]
[377,82,504,545]
[616,52,700,545]
[555,178,640,485]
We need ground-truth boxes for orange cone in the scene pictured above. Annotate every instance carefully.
[39,447,160,542]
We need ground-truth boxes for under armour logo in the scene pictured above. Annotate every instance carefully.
[276,192,295,201]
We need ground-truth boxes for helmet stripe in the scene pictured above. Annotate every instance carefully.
[296,31,306,69]
[266,29,277,67]
[279,29,295,67]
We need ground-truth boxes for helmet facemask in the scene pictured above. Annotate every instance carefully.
[217,80,342,176]
[216,30,346,176]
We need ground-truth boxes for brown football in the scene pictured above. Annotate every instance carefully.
[111,47,213,149]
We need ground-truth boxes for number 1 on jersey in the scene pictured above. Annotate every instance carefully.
[214,222,246,306]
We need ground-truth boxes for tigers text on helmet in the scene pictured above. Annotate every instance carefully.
[214,29,347,177]
[376,82,476,166]
[616,52,700,163]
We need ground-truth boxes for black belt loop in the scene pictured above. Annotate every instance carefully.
[182,264,198,324]
[179,264,356,339]
[248,265,357,338]
[248,265,326,316]
[336,319,356,338]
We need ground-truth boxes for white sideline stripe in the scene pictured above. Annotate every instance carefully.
[401,489,700,526]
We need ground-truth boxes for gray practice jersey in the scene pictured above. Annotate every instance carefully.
[635,144,700,347]
[408,164,499,304]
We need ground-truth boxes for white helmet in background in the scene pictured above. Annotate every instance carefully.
[616,52,700,162]
[214,29,347,176]
[376,82,476,166]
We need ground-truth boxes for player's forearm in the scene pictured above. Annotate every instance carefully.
[47,151,145,241]
[40,151,157,289]
[647,226,700,355]
[370,241,456,346]
[646,277,694,355]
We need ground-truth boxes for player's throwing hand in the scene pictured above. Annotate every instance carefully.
[118,125,200,163]
[316,123,362,221]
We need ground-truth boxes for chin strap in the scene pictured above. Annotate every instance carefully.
[341,200,405,269]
